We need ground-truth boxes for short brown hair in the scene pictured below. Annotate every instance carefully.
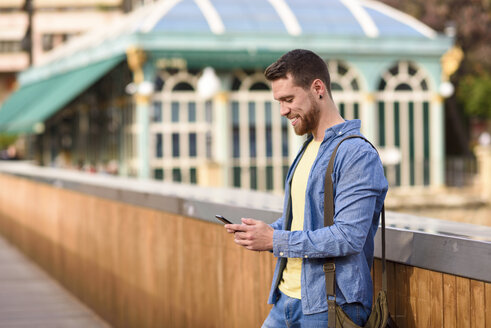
[264,49,332,98]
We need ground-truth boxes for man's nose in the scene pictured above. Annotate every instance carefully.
[279,103,290,117]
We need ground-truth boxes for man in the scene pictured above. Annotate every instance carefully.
[225,49,388,327]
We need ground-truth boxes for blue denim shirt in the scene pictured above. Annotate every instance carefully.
[267,120,388,315]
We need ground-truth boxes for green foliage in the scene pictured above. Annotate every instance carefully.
[381,0,491,77]
[457,74,491,119]
[0,134,17,150]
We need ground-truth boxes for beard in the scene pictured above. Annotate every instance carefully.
[293,94,320,136]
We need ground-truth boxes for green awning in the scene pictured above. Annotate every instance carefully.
[0,57,123,134]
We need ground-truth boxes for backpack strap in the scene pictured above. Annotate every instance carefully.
[323,135,387,328]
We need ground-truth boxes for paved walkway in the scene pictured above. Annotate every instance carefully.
[0,235,110,328]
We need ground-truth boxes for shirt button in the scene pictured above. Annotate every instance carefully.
[279,252,284,256]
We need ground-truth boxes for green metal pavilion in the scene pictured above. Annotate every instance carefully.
[0,0,453,191]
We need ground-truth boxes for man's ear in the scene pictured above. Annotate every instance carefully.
[311,79,326,97]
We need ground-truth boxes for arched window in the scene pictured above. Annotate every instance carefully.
[375,61,432,188]
[249,82,270,91]
[228,70,286,194]
[149,69,210,185]
[327,60,363,121]
[172,82,194,91]
[378,62,430,92]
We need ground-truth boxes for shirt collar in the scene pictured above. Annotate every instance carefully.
[323,119,361,141]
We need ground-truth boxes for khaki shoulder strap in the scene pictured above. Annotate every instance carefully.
[323,135,387,328]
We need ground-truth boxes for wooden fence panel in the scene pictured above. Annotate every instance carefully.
[457,276,471,327]
[407,266,418,328]
[486,283,491,328]
[471,280,485,328]
[394,262,408,327]
[387,261,396,315]
[429,270,443,327]
[415,267,431,327]
[443,273,457,328]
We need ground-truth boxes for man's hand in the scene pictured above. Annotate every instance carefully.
[224,218,274,252]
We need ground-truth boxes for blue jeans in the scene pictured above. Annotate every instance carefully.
[262,290,369,328]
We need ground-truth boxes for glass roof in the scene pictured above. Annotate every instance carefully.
[210,0,286,34]
[142,0,437,39]
[23,0,447,83]
[153,0,211,32]
[284,0,365,36]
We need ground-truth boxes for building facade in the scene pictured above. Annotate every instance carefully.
[0,0,453,193]
[0,0,124,107]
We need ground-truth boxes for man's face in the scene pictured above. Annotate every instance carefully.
[271,74,320,136]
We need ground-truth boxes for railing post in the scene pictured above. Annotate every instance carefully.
[474,145,491,201]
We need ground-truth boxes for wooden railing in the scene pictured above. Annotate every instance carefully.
[0,167,489,327]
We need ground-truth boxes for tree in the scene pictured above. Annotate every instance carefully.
[458,74,491,119]
[381,0,491,74]
[380,0,491,154]
[0,134,17,151]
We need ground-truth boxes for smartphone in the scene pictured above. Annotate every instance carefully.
[215,215,233,225]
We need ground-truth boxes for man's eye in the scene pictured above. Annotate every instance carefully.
[285,99,293,103]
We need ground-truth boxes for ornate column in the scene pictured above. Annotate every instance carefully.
[430,94,445,188]
[126,46,152,179]
[214,91,230,187]
[199,91,229,187]
[361,92,376,143]
[428,46,464,188]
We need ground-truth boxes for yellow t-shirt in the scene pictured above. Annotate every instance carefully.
[278,139,322,299]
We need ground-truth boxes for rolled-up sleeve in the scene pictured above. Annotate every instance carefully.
[270,216,285,231]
